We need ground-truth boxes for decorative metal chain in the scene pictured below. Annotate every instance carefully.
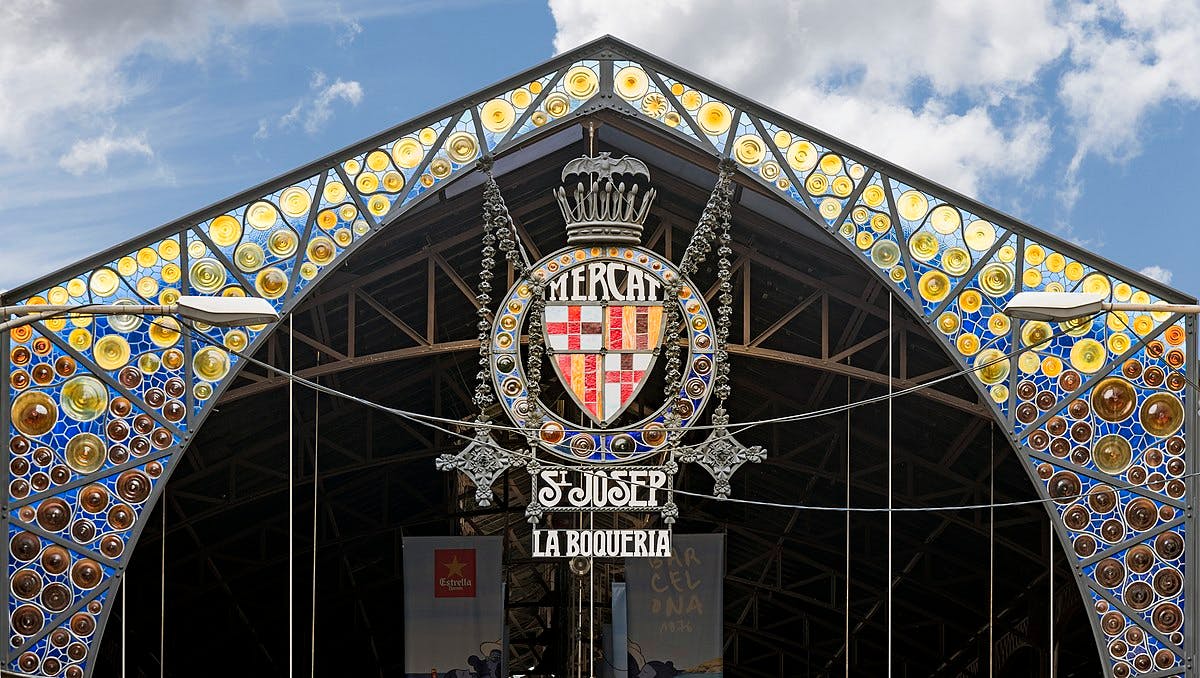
[713,182,734,404]
[473,159,502,417]
[482,158,527,279]
[523,280,548,449]
[662,158,737,422]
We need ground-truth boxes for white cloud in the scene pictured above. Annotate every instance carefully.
[275,71,364,136]
[550,0,1200,203]
[57,134,155,175]
[1139,265,1174,285]
[0,0,280,161]
[550,0,1064,196]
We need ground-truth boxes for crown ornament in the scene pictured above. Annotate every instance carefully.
[553,152,656,245]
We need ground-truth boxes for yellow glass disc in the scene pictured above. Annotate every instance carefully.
[334,228,352,247]
[93,335,131,371]
[988,313,1010,336]
[697,101,732,136]
[481,98,516,133]
[956,332,980,356]
[997,245,1016,263]
[299,262,318,280]
[1044,281,1064,293]
[545,92,570,118]
[565,66,599,99]
[897,190,929,222]
[830,176,853,198]
[890,266,906,282]
[1021,320,1053,349]
[1018,351,1040,374]
[368,195,390,216]
[149,316,181,348]
[419,127,438,145]
[246,201,278,230]
[65,433,105,473]
[382,171,405,193]
[1113,282,1132,302]
[641,92,667,118]
[68,327,91,350]
[235,243,265,272]
[1023,268,1042,288]
[511,87,532,109]
[936,311,960,334]
[1024,244,1046,266]
[255,267,289,299]
[210,215,242,247]
[1108,332,1131,355]
[189,258,227,294]
[839,222,854,239]
[1069,338,1106,373]
[343,158,361,175]
[317,210,337,231]
[979,263,1014,297]
[1132,315,1154,335]
[188,241,206,258]
[163,348,185,370]
[340,204,358,222]
[89,269,119,297]
[1060,315,1094,337]
[929,205,961,235]
[306,236,336,266]
[942,247,971,276]
[819,198,841,220]
[855,231,874,250]
[137,247,158,268]
[356,172,379,194]
[158,239,179,260]
[194,346,230,382]
[615,66,649,100]
[1082,273,1111,297]
[1042,355,1063,377]
[1064,261,1084,281]
[680,89,702,111]
[268,229,298,257]
[733,135,766,166]
[323,181,347,204]
[990,384,1009,403]
[136,276,159,298]
[870,239,900,268]
[1045,252,1065,273]
[445,131,478,163]
[359,151,387,173]
[392,138,423,169]
[529,81,543,95]
[1105,310,1128,332]
[279,187,311,218]
[858,185,885,209]
[429,157,452,179]
[773,129,792,147]
[223,329,248,352]
[806,173,828,194]
[918,270,951,302]
[963,220,995,251]
[786,140,819,172]
[117,257,137,277]
[868,213,889,233]
[760,161,781,181]
[819,154,843,175]
[909,231,938,262]
[959,289,982,313]
[159,288,179,305]
[975,348,1010,385]
[1131,290,1150,304]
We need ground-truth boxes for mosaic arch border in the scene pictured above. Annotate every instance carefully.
[1,36,1193,677]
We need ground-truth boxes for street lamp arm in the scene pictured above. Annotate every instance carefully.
[1004,291,1200,322]
[0,297,278,334]
[1102,302,1200,315]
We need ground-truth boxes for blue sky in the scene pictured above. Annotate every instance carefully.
[2,0,1198,296]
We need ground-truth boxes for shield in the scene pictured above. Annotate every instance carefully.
[544,303,665,426]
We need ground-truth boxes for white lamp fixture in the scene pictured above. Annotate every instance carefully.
[0,296,280,333]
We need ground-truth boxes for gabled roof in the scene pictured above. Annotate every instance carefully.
[6,35,1190,305]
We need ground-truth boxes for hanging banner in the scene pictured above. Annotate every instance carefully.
[624,533,724,677]
[403,536,505,678]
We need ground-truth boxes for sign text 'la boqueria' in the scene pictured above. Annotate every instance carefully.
[532,529,671,558]
[536,468,668,509]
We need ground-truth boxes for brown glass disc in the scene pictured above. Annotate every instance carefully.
[1074,535,1096,557]
[1091,377,1136,422]
[70,559,102,589]
[36,497,71,532]
[99,534,124,558]
[12,605,44,636]
[1102,611,1125,635]
[1125,581,1153,610]
[1100,518,1124,543]
[116,469,151,503]
[41,582,71,612]
[1064,505,1089,530]
[108,504,135,530]
[1154,568,1183,598]
[1124,498,1157,531]
[11,531,40,562]
[1095,558,1124,588]
[10,570,41,599]
[1088,486,1117,513]
[1126,545,1155,574]
[1047,471,1080,503]
[70,612,95,636]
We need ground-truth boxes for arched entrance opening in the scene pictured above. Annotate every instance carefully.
[4,38,1190,677]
